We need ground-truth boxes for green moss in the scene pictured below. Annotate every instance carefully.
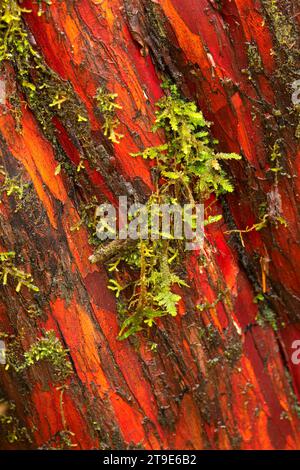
[40,429,76,450]
[270,140,282,162]
[26,303,42,319]
[0,0,96,175]
[0,251,39,293]
[207,356,221,368]
[91,83,241,340]
[0,399,32,444]
[1,333,23,372]
[199,324,242,368]
[133,82,241,198]
[247,43,263,73]
[227,208,287,246]
[262,0,297,49]
[253,293,281,331]
[70,196,102,246]
[22,331,73,381]
[0,0,31,63]
[197,292,223,312]
[36,1,52,17]
[199,323,222,349]
[261,0,300,139]
[292,400,300,419]
[145,1,167,42]
[95,87,124,144]
[5,330,73,383]
[0,165,30,212]
[256,305,278,331]
[224,336,243,366]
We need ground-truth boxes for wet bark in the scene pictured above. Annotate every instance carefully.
[0,0,300,449]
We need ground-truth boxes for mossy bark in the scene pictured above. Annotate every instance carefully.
[0,0,300,449]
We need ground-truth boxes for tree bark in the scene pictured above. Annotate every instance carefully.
[0,0,300,449]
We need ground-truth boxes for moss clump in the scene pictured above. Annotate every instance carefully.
[91,83,241,339]
[253,293,281,331]
[224,335,243,366]
[133,82,241,198]
[22,331,73,381]
[26,303,42,319]
[4,330,72,382]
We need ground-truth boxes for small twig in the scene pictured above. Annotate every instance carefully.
[89,238,137,264]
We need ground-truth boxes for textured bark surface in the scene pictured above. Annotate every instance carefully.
[0,0,300,449]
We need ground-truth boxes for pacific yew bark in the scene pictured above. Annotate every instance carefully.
[0,0,300,450]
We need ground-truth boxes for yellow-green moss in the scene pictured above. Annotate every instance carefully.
[91,83,241,339]
[0,251,39,293]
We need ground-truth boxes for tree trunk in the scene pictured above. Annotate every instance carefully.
[0,0,300,450]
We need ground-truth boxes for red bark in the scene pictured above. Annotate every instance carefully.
[0,0,300,450]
